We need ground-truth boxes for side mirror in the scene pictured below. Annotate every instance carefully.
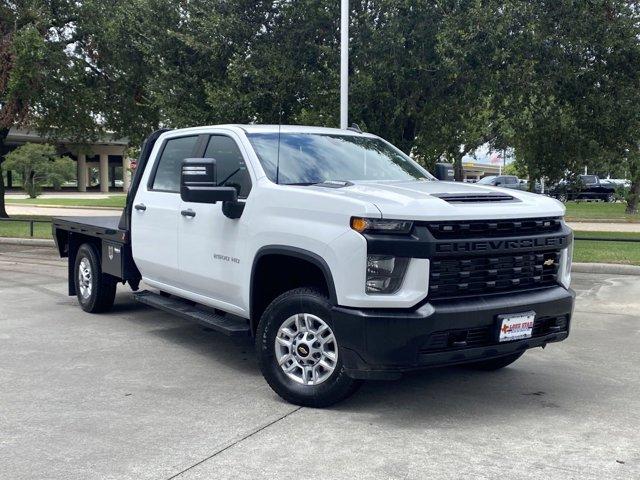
[180,158,238,204]
[495,181,502,186]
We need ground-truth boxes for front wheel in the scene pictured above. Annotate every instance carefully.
[256,288,361,407]
[605,193,616,203]
[74,243,117,313]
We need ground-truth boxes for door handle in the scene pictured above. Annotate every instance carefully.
[134,204,147,211]
[181,209,196,218]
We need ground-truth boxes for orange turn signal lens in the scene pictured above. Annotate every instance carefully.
[351,217,369,233]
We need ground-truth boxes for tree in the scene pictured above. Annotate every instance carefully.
[4,143,74,198]
[474,1,640,206]
[1,1,91,216]
[3,0,640,215]
[503,161,526,179]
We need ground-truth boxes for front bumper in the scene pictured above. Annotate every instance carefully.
[331,286,575,380]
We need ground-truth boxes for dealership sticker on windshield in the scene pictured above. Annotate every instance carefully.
[498,312,536,342]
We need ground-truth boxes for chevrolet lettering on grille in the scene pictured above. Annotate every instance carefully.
[435,236,566,254]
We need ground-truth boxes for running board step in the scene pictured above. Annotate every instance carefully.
[133,290,251,337]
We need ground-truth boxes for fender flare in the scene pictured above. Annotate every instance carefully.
[250,245,338,326]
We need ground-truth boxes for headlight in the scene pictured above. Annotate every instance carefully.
[366,255,409,294]
[558,242,573,289]
[351,217,414,235]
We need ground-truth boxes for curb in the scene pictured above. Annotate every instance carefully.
[6,203,122,211]
[572,262,640,276]
[0,237,55,247]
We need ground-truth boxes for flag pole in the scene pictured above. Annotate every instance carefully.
[340,0,349,129]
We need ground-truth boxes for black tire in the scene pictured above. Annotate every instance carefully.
[465,352,525,371]
[74,243,117,313]
[256,288,362,407]
[557,193,567,203]
[605,193,616,203]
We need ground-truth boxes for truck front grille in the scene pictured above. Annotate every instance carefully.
[429,250,560,300]
[426,217,562,239]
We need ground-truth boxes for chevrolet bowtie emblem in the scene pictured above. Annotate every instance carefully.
[544,259,555,266]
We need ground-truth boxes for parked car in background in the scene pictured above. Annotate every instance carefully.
[477,175,525,190]
[515,179,544,194]
[604,178,631,188]
[549,175,617,203]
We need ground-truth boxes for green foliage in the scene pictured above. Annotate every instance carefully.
[502,162,526,178]
[4,143,74,198]
[2,0,640,213]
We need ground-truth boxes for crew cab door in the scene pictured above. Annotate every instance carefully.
[178,132,254,315]
[131,134,200,288]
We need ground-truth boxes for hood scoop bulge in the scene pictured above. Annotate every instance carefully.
[431,192,519,203]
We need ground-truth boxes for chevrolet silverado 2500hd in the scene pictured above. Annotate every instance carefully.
[53,125,575,407]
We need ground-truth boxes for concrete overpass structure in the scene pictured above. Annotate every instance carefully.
[3,128,131,193]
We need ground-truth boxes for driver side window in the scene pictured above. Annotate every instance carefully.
[204,135,252,199]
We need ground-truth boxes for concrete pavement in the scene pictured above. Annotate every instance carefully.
[568,221,640,233]
[6,205,121,217]
[0,245,638,480]
[5,192,125,200]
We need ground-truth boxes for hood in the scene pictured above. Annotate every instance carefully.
[311,180,565,221]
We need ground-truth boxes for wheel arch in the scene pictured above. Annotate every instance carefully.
[66,234,102,296]
[249,246,338,333]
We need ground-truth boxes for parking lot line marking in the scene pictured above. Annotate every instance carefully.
[165,406,302,480]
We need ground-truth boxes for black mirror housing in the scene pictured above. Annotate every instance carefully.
[180,158,238,204]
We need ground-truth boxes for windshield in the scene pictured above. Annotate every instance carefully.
[477,176,497,185]
[247,133,433,185]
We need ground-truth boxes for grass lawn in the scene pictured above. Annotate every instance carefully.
[0,216,53,239]
[573,230,640,265]
[7,195,126,208]
[564,201,640,222]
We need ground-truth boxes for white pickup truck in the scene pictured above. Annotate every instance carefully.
[53,125,575,407]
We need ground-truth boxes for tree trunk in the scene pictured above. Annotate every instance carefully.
[626,164,639,215]
[454,154,464,182]
[0,128,9,218]
[26,171,38,198]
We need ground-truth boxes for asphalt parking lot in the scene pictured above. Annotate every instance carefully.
[1,244,638,480]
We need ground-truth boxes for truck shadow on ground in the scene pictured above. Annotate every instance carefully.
[113,293,259,376]
[113,293,592,421]
[335,365,578,423]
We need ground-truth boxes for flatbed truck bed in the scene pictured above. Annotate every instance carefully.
[52,214,139,293]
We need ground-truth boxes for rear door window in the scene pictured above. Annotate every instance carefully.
[151,136,199,192]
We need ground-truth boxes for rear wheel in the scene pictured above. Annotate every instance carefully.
[605,193,616,203]
[74,243,117,313]
[465,352,525,371]
[256,288,361,407]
